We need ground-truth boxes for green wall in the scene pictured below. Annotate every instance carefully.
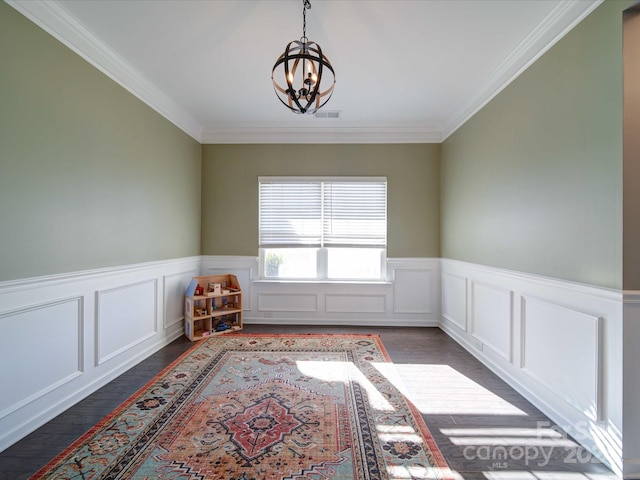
[3,0,628,291]
[441,0,626,289]
[201,144,441,258]
[0,2,202,282]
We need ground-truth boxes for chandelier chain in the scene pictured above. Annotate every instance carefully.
[302,0,311,42]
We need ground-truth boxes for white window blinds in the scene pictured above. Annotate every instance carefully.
[259,177,387,248]
[259,181,323,247]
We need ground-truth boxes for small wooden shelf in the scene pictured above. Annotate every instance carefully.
[184,274,243,341]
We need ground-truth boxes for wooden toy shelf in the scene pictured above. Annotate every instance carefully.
[184,274,242,341]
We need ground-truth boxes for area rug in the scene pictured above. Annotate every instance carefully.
[33,334,452,479]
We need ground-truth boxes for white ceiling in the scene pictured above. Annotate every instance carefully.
[7,0,602,143]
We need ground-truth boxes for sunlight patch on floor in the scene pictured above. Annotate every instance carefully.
[295,360,395,411]
[482,471,618,479]
[373,363,527,416]
[440,427,565,438]
[443,426,576,448]
[377,432,424,444]
[377,424,419,434]
[449,435,577,448]
[386,464,452,479]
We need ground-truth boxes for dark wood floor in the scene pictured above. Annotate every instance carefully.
[0,325,618,479]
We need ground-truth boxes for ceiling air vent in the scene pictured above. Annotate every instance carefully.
[315,110,341,119]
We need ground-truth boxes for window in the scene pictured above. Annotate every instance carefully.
[259,177,387,281]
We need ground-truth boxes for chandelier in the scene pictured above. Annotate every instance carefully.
[271,0,335,114]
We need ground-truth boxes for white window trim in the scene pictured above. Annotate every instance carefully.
[258,176,387,282]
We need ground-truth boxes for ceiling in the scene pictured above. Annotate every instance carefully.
[8,0,602,144]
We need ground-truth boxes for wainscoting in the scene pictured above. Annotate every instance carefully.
[440,258,625,477]
[0,257,200,453]
[1,255,636,476]
[0,255,439,453]
[201,256,441,327]
[203,256,634,476]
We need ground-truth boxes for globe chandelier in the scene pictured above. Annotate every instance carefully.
[271,0,336,114]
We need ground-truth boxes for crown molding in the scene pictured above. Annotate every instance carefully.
[200,125,443,144]
[441,0,604,141]
[7,0,602,145]
[5,0,203,142]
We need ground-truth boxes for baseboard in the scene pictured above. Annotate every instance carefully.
[244,317,440,327]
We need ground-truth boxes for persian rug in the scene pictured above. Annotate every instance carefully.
[33,334,452,479]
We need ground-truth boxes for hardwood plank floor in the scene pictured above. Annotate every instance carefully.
[0,325,618,479]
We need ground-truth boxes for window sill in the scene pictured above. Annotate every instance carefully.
[253,279,392,286]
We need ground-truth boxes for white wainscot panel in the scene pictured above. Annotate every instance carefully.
[257,293,318,312]
[471,281,513,361]
[521,296,601,420]
[96,280,157,365]
[163,270,197,329]
[0,298,82,417]
[326,294,386,313]
[442,273,467,331]
[393,269,432,314]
